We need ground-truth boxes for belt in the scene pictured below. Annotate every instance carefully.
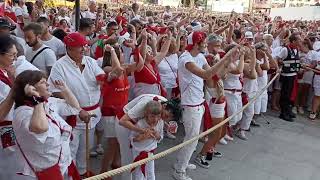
[82,103,100,111]
[0,120,12,127]
[183,101,205,107]
[131,149,156,176]
[224,89,242,93]
[66,103,100,128]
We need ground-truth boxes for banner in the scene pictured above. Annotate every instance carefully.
[253,0,272,9]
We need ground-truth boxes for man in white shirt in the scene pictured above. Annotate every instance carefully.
[84,0,97,20]
[173,32,236,180]
[48,32,105,175]
[57,7,71,27]
[24,23,56,75]
[13,41,39,76]
[37,17,66,58]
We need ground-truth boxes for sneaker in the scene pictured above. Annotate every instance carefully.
[90,150,98,157]
[219,138,228,145]
[96,144,104,155]
[172,171,192,180]
[172,163,197,171]
[194,155,210,169]
[213,151,223,158]
[187,163,196,170]
[309,112,316,120]
[165,131,176,139]
[224,134,234,141]
[292,107,298,114]
[298,107,305,114]
[235,130,248,141]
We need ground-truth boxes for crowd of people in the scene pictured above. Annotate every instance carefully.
[0,0,320,180]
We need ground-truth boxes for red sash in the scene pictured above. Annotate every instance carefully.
[66,103,100,128]
[241,92,249,106]
[290,76,298,102]
[203,101,213,131]
[131,149,155,177]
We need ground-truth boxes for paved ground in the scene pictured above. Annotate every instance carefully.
[90,111,320,180]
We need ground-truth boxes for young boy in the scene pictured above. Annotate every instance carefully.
[130,100,164,180]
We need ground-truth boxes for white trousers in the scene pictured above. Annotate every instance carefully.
[175,105,205,173]
[70,128,95,174]
[254,91,268,114]
[133,83,160,98]
[209,101,226,118]
[0,148,27,180]
[225,92,243,126]
[240,93,256,130]
[131,151,155,180]
[115,121,133,180]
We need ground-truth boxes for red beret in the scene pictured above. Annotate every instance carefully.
[63,32,88,47]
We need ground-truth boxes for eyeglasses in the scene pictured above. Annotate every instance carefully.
[4,52,17,58]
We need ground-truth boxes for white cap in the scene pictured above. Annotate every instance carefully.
[192,22,202,31]
[245,31,254,39]
[314,41,320,51]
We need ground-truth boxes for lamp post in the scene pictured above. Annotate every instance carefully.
[75,0,80,31]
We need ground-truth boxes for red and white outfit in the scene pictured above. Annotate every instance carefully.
[48,54,104,174]
[0,69,25,180]
[255,59,269,115]
[240,77,258,130]
[205,84,226,119]
[117,94,167,180]
[133,61,166,98]
[223,68,243,126]
[174,51,206,173]
[130,119,163,180]
[13,97,80,180]
[101,73,130,138]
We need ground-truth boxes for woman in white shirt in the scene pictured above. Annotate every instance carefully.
[12,70,81,180]
[157,37,179,99]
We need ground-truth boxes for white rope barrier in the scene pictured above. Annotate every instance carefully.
[85,72,281,180]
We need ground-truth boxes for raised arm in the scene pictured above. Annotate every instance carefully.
[154,31,172,65]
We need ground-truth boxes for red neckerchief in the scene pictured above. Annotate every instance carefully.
[287,43,298,50]
[0,69,13,88]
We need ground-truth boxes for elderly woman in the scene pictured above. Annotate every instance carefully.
[0,35,26,180]
[12,70,81,180]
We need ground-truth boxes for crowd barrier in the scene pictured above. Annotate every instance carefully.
[85,72,281,180]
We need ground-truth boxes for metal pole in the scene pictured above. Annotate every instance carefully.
[75,0,80,31]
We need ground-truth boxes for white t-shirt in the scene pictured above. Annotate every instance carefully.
[158,54,178,89]
[14,56,39,76]
[25,44,57,74]
[13,97,77,177]
[130,118,163,152]
[84,11,96,20]
[178,51,207,106]
[42,36,66,57]
[124,94,167,122]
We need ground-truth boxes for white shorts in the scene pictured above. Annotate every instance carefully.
[103,116,118,138]
[209,101,226,118]
[301,71,314,85]
[95,117,105,131]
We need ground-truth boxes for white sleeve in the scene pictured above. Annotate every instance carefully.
[48,64,64,93]
[14,106,49,144]
[181,53,196,68]
[277,48,288,60]
[127,101,147,120]
[88,57,105,76]
[50,97,80,117]
[45,49,57,67]
[15,8,23,16]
